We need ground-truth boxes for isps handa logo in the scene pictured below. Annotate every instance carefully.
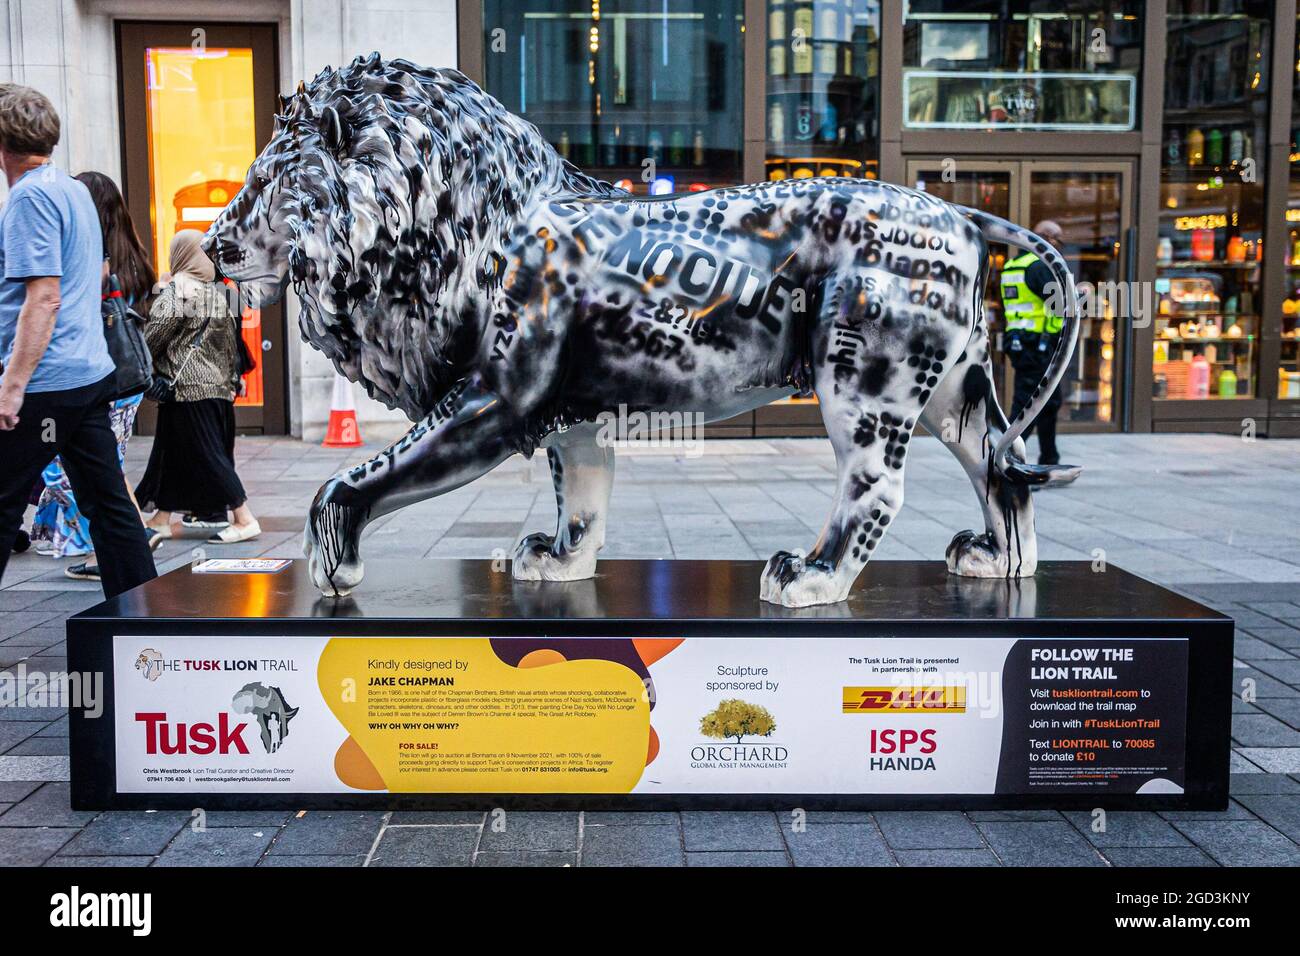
[134,682,298,756]
[869,728,938,772]
[690,699,788,770]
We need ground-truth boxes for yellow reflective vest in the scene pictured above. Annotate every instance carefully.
[1000,252,1064,334]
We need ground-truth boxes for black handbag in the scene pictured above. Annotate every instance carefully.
[232,311,256,377]
[101,274,153,400]
[145,314,210,404]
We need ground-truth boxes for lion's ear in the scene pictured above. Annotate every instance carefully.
[320,105,348,153]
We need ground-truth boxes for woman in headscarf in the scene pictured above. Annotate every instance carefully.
[136,229,261,544]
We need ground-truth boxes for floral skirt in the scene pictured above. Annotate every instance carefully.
[31,394,142,558]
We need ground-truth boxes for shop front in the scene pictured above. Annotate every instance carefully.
[456,0,1300,437]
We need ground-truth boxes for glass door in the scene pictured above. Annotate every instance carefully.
[910,158,1131,429]
[1024,164,1128,427]
[117,21,284,434]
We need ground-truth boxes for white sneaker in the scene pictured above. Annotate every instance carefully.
[208,520,261,544]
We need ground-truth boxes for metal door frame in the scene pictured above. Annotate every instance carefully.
[906,157,1134,432]
[116,19,286,435]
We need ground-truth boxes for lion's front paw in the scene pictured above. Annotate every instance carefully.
[945,530,1036,578]
[760,551,853,608]
[304,478,368,596]
[512,532,598,582]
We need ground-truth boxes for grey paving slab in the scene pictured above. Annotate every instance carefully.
[976,822,1107,867]
[265,811,386,856]
[784,823,894,866]
[1229,772,1300,794]
[1167,820,1300,866]
[875,811,984,849]
[0,827,78,866]
[896,849,1001,866]
[686,851,789,866]
[583,811,678,826]
[155,827,277,866]
[1102,847,1218,867]
[583,823,684,866]
[1233,795,1300,843]
[369,825,478,866]
[45,855,154,867]
[59,812,190,857]
[387,810,485,825]
[475,851,576,866]
[477,811,577,852]
[0,782,94,828]
[1062,811,1191,848]
[259,854,365,867]
[1235,748,1300,773]
[681,811,783,852]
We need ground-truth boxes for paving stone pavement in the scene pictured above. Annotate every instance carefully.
[2,430,1300,866]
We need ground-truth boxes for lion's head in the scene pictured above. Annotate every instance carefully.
[205,53,621,419]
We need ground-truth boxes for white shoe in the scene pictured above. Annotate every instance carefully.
[208,520,261,544]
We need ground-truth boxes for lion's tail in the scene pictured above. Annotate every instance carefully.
[958,206,1081,485]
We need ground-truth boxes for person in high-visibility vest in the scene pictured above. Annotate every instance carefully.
[1000,220,1067,467]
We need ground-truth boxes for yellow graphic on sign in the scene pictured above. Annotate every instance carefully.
[842,686,967,713]
[318,638,651,793]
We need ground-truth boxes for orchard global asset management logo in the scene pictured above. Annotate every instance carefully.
[690,699,788,770]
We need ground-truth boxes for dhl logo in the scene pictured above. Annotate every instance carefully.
[842,686,967,714]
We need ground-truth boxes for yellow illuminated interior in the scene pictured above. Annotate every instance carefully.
[144,46,262,406]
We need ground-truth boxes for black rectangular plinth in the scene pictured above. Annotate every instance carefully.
[68,560,1232,811]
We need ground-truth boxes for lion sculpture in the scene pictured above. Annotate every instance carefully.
[205,54,1080,608]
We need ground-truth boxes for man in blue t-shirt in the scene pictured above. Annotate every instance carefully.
[0,85,155,597]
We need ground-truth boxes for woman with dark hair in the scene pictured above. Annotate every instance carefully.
[31,171,160,579]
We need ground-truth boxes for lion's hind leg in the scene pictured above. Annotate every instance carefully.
[513,429,614,582]
[919,355,1040,578]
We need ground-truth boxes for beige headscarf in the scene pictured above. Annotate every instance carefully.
[166,229,216,298]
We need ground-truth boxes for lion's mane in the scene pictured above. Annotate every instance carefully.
[277,53,621,418]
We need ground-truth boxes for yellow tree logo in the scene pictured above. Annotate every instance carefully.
[699,699,777,743]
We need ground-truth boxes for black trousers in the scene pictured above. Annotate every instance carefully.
[0,374,157,598]
[1008,335,1064,464]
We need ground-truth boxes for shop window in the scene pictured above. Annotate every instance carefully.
[144,45,263,408]
[1282,13,1300,401]
[765,1,880,182]
[480,0,745,194]
[1154,1,1270,402]
[901,0,1143,131]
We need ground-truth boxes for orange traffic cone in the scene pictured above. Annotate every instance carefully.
[323,372,363,447]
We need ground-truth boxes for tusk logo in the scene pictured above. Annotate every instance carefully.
[231,683,299,753]
[134,649,163,682]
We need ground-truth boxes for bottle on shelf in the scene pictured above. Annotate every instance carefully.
[1229,128,1244,163]
[1186,128,1204,166]
[1218,368,1237,398]
[1190,354,1211,399]
[1206,128,1224,166]
[768,100,786,142]
[1165,128,1181,165]
[692,129,705,167]
[1157,236,1173,265]
[769,4,787,75]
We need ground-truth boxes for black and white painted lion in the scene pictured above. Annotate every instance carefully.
[205,53,1080,607]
